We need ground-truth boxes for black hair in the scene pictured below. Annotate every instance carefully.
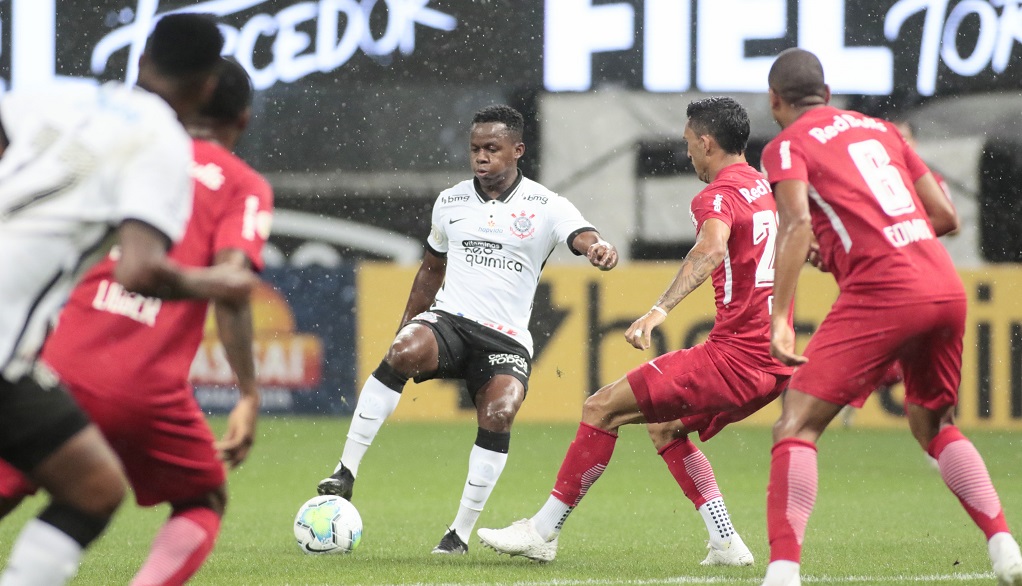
[686,96,751,155]
[199,58,253,122]
[472,105,524,141]
[146,13,224,77]
[768,48,828,107]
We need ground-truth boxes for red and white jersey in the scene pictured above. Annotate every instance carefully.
[41,139,273,393]
[761,106,964,303]
[693,163,791,375]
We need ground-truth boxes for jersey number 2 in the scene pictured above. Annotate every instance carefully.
[752,209,778,288]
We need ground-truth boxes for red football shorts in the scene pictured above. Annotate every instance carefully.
[627,342,790,442]
[0,458,37,499]
[70,379,225,506]
[791,296,965,411]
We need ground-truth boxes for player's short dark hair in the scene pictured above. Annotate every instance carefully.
[199,58,252,122]
[472,105,524,141]
[686,96,750,155]
[146,13,224,77]
[768,48,828,106]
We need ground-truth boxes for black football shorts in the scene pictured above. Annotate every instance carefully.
[409,310,532,400]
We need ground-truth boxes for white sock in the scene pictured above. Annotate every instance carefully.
[450,445,507,542]
[763,560,801,586]
[337,376,402,477]
[699,496,736,546]
[532,495,572,541]
[0,519,82,586]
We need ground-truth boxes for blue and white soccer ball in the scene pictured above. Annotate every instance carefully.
[294,495,363,554]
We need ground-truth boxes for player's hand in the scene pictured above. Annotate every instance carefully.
[806,241,829,272]
[586,240,619,271]
[624,307,667,350]
[770,321,808,366]
[216,392,259,468]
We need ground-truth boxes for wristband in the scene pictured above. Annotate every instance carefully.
[651,305,668,317]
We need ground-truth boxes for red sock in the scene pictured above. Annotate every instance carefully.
[767,438,818,563]
[659,438,722,509]
[928,426,1009,539]
[551,422,617,507]
[131,507,221,586]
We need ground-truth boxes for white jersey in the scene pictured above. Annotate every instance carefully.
[0,81,193,381]
[426,173,594,356]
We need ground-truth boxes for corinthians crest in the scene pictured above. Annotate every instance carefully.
[510,211,536,239]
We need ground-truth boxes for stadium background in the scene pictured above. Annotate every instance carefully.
[4,0,1022,429]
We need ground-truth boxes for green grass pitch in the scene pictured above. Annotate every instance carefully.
[2,417,1020,585]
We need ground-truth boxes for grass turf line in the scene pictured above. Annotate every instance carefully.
[1,417,1019,585]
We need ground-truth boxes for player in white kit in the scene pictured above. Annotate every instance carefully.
[317,104,618,554]
[0,15,254,586]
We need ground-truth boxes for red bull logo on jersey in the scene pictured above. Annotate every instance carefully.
[190,281,322,388]
[808,113,889,145]
[739,179,772,204]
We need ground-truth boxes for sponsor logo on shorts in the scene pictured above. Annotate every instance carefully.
[489,353,529,374]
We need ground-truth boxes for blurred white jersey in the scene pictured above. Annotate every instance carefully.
[426,173,594,356]
[0,81,193,382]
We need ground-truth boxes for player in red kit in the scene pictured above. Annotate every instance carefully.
[479,97,791,565]
[759,48,1022,586]
[0,59,273,586]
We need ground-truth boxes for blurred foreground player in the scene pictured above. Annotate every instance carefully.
[317,104,618,554]
[0,14,256,586]
[0,59,272,586]
[760,48,1022,586]
[478,97,791,565]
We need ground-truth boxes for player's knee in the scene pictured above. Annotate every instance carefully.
[646,422,683,451]
[74,470,125,519]
[175,487,227,517]
[580,389,614,429]
[384,335,431,376]
[478,402,517,432]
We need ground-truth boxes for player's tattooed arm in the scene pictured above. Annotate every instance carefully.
[625,218,728,350]
[657,250,719,308]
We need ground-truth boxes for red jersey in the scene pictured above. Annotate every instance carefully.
[694,163,791,375]
[761,106,964,304]
[41,139,273,393]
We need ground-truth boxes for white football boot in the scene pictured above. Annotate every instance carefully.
[761,560,802,586]
[701,533,754,566]
[990,533,1022,586]
[477,518,559,562]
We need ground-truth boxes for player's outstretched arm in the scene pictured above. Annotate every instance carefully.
[915,172,959,237]
[572,231,618,271]
[398,248,447,328]
[212,248,260,468]
[114,220,258,303]
[625,218,728,351]
[770,180,812,366]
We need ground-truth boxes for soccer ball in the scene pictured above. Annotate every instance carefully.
[293,495,363,554]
